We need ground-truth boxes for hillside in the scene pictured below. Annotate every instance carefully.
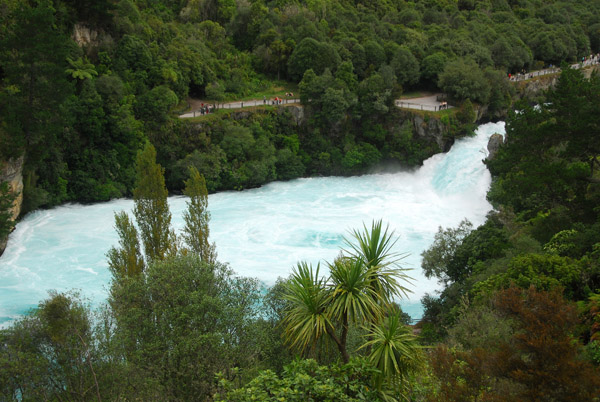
[2,0,600,213]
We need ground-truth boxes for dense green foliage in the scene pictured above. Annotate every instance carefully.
[418,68,600,396]
[182,165,217,262]
[2,0,600,213]
[215,358,385,402]
[427,287,600,401]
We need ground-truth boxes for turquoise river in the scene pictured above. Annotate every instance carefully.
[0,122,505,326]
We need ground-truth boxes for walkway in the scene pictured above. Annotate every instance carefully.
[179,98,300,118]
[395,94,451,112]
[510,57,599,81]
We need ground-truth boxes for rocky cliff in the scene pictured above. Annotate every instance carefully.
[0,155,24,256]
[486,133,504,161]
[408,112,453,152]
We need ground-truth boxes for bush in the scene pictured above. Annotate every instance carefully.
[215,358,385,402]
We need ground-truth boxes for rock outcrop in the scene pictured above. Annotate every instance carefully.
[284,105,305,126]
[409,112,453,152]
[72,24,100,47]
[0,155,24,256]
[486,133,504,161]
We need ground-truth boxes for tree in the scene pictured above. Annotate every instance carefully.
[421,52,448,85]
[109,139,224,277]
[326,256,385,363]
[133,142,176,262]
[134,85,178,124]
[421,219,473,285]
[472,253,586,300]
[215,358,385,402]
[282,262,335,354]
[548,68,600,179]
[487,68,600,222]
[345,220,412,303]
[109,254,263,400]
[428,287,600,401]
[438,58,490,103]
[335,60,358,91]
[287,38,340,81]
[390,46,420,87]
[361,314,422,392]
[0,292,104,401]
[281,221,420,396]
[182,166,216,263]
[0,0,74,207]
[355,73,394,118]
[363,40,386,71]
[320,87,349,125]
[492,286,600,400]
[65,57,98,81]
[107,210,145,278]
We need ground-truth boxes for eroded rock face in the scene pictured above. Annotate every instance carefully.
[486,133,504,161]
[284,105,305,126]
[72,24,100,47]
[0,155,24,256]
[411,113,449,151]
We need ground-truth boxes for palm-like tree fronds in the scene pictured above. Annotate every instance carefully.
[281,221,416,369]
[346,220,400,268]
[327,256,384,325]
[360,314,423,392]
[65,57,98,80]
[344,220,413,302]
[282,262,332,355]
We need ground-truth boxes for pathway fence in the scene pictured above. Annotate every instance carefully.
[395,101,450,112]
[185,98,300,118]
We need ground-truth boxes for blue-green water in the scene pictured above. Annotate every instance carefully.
[0,122,505,326]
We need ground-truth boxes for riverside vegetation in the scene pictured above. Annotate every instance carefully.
[1,70,600,399]
[3,0,600,214]
[2,0,600,400]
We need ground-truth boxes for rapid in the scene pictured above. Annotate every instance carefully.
[0,122,505,326]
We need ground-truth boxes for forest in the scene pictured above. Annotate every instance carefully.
[1,0,600,400]
[2,0,600,211]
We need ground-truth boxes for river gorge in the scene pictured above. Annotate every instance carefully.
[0,122,505,326]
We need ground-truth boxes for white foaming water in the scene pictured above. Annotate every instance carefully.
[0,122,505,325]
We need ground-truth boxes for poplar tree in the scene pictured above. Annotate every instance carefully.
[133,142,176,261]
[182,166,216,263]
[107,211,145,278]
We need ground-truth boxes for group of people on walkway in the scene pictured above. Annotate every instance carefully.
[581,53,600,66]
[508,54,600,81]
[263,92,295,105]
[196,103,215,116]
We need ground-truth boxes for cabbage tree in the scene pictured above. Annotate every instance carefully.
[282,219,420,390]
